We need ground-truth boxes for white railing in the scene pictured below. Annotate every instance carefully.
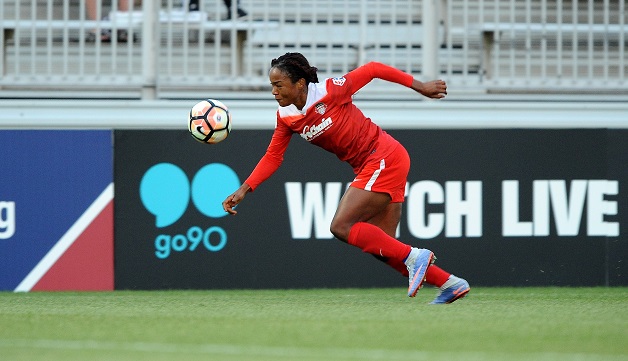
[0,0,626,99]
[470,0,627,92]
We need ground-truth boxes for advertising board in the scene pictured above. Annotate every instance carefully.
[114,129,627,289]
[0,130,113,291]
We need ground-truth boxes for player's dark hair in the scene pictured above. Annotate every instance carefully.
[270,52,319,84]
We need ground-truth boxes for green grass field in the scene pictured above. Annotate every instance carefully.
[1,287,627,361]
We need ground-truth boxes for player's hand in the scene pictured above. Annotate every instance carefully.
[412,79,447,99]
[222,184,251,215]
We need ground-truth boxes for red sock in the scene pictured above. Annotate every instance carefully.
[383,257,409,277]
[347,222,411,262]
[425,264,451,287]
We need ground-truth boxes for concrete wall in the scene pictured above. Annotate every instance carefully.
[1,98,627,130]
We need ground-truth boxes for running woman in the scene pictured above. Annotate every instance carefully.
[222,52,469,304]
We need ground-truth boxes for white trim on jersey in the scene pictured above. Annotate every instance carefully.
[365,159,386,191]
[277,81,329,117]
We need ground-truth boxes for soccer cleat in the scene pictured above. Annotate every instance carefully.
[430,276,470,304]
[406,248,435,297]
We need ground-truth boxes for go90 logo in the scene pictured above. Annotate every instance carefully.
[140,163,240,259]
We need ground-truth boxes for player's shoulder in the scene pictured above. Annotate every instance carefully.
[326,76,348,88]
[324,76,353,99]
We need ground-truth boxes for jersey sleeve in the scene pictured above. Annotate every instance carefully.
[244,114,293,191]
[344,61,414,93]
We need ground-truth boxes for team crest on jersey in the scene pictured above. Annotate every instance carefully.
[332,77,346,86]
[315,102,327,115]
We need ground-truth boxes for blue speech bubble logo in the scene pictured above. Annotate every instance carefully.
[191,163,240,218]
[140,163,190,227]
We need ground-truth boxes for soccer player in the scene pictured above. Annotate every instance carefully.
[222,52,469,304]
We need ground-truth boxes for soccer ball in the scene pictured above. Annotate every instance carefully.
[188,99,232,144]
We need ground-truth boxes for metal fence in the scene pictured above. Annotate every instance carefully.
[0,0,626,99]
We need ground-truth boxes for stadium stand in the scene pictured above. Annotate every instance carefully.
[0,0,626,99]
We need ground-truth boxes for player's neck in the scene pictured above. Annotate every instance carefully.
[294,88,308,111]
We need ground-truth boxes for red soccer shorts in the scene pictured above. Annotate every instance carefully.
[349,143,410,203]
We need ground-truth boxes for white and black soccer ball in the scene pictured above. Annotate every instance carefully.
[188,99,232,144]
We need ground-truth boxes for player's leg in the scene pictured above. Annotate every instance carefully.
[366,201,410,277]
[330,186,410,261]
[364,199,469,302]
[366,200,401,236]
[357,178,467,302]
[369,201,450,288]
[330,187,433,297]
[332,145,436,296]
[364,201,452,289]
[364,204,459,283]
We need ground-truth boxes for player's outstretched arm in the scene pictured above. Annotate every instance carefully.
[410,79,447,99]
[222,183,252,215]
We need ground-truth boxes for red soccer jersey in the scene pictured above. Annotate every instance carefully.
[245,61,414,191]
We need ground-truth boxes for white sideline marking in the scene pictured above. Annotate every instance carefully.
[0,338,622,361]
[14,183,114,292]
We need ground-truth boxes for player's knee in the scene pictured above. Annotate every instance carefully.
[329,220,351,243]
